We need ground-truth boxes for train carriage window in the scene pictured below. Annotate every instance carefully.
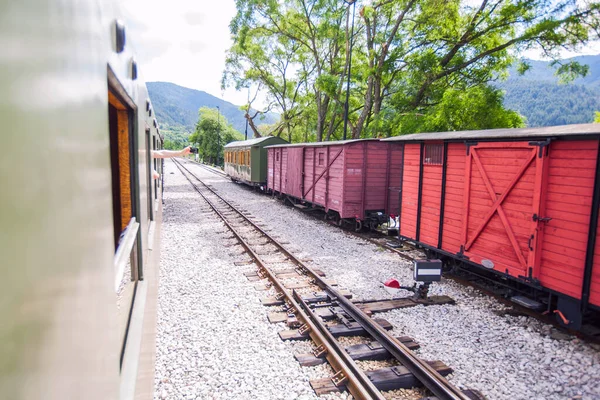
[424,143,443,166]
[108,90,137,247]
[107,75,142,367]
[145,128,153,221]
[153,136,158,198]
[318,152,325,166]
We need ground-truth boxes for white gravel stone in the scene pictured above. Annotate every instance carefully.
[154,160,327,400]
[180,159,600,400]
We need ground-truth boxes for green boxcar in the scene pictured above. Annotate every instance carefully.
[224,136,288,186]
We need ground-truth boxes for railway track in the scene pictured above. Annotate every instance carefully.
[173,158,479,400]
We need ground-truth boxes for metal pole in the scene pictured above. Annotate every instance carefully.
[245,87,249,140]
[342,0,356,141]
[217,105,221,165]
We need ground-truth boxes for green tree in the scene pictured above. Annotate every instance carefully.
[394,85,525,134]
[354,0,599,138]
[225,0,349,142]
[226,0,600,141]
[189,107,243,165]
[595,111,600,123]
[162,126,191,150]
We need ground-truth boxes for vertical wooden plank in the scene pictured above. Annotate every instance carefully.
[461,146,472,249]
[312,147,316,203]
[384,143,391,214]
[325,146,330,210]
[361,142,368,219]
[279,149,283,193]
[271,148,276,196]
[531,145,550,278]
[300,147,305,199]
[437,142,448,249]
[416,143,424,241]
[398,144,405,238]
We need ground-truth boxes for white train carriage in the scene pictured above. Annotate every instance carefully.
[1,1,164,399]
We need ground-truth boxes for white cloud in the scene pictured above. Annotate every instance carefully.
[121,0,250,105]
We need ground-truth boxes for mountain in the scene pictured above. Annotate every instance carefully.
[498,55,600,127]
[147,82,279,135]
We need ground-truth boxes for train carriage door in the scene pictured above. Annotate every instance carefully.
[461,142,548,279]
[274,149,282,192]
[286,147,303,198]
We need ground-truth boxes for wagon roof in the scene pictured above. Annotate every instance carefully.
[383,123,600,142]
[265,138,380,149]
[224,136,287,148]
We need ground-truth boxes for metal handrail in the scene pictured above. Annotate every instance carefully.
[114,218,139,292]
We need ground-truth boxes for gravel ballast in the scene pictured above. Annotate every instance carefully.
[178,160,600,400]
[155,160,346,400]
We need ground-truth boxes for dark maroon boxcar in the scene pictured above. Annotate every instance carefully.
[266,139,403,228]
[384,123,600,328]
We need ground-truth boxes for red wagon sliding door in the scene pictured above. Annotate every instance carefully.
[461,142,548,278]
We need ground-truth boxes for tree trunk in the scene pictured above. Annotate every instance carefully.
[246,114,262,138]
[316,95,330,142]
[352,75,374,139]
[372,77,382,137]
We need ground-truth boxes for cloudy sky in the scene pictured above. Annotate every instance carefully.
[121,0,245,105]
[122,0,599,108]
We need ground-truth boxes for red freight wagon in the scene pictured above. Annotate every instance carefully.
[266,139,403,229]
[385,124,600,329]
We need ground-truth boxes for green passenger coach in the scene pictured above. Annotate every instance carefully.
[224,136,288,187]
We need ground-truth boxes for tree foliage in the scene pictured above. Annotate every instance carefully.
[162,126,191,150]
[224,0,600,141]
[189,107,243,165]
